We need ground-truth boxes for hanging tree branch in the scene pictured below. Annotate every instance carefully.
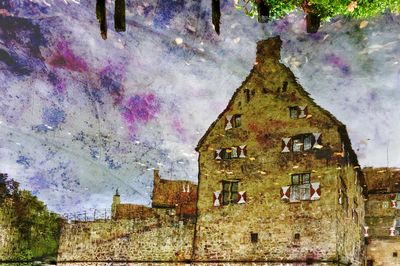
[212,0,221,34]
[114,0,126,32]
[256,0,270,23]
[301,1,321,33]
[96,0,107,40]
[235,0,400,33]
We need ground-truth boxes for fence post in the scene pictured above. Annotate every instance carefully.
[94,209,96,221]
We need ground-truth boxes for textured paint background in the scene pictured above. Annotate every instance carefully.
[0,0,399,214]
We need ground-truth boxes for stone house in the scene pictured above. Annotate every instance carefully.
[111,169,197,220]
[152,169,197,219]
[193,36,367,265]
[364,167,400,266]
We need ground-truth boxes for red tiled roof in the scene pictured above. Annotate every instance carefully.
[151,170,197,216]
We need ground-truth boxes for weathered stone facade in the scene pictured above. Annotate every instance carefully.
[364,167,400,266]
[194,37,366,265]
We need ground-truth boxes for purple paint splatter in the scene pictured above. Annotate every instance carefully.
[121,93,160,135]
[48,41,88,72]
[325,53,351,75]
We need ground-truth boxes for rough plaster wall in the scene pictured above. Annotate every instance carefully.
[194,39,363,263]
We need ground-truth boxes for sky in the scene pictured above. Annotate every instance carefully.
[0,0,399,215]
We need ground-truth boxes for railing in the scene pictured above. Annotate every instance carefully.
[60,208,112,223]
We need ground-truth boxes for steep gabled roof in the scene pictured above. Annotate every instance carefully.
[151,170,197,210]
[363,167,400,193]
[195,36,365,189]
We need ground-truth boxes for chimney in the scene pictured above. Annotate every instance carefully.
[153,169,160,183]
[111,189,121,220]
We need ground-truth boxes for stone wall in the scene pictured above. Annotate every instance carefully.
[57,263,345,266]
[57,210,195,262]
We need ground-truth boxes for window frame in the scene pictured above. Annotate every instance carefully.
[289,106,298,119]
[291,173,311,185]
[233,114,242,128]
[395,218,400,236]
[221,180,240,205]
[217,146,246,160]
[290,173,312,202]
[291,134,314,152]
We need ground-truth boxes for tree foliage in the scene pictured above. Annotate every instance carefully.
[0,174,63,262]
[235,0,400,22]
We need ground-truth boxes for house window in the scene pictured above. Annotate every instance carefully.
[292,134,313,152]
[290,173,311,202]
[233,114,241,128]
[222,148,232,160]
[282,81,288,92]
[289,107,298,119]
[215,146,247,160]
[222,180,239,205]
[367,260,373,266]
[251,233,258,243]
[393,252,398,258]
[291,173,311,185]
[244,89,250,102]
[289,106,308,119]
[395,193,400,209]
[395,218,400,235]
